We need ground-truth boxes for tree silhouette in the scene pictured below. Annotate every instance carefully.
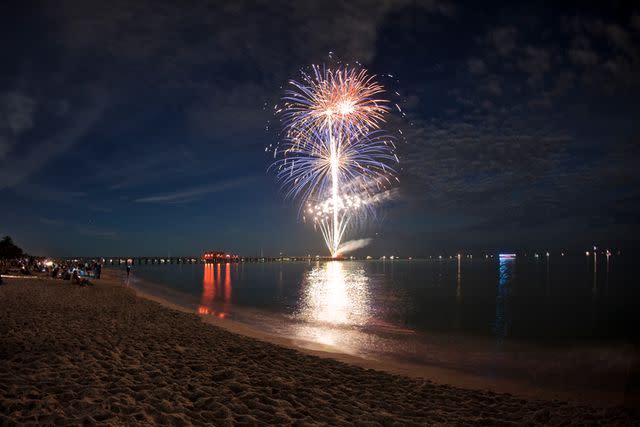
[0,236,24,259]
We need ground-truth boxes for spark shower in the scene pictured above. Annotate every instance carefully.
[271,64,400,257]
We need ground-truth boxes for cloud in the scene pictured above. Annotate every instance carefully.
[518,46,551,83]
[39,217,66,227]
[479,78,502,96]
[35,0,458,199]
[568,48,599,65]
[0,89,109,190]
[88,206,113,213]
[39,218,120,240]
[134,176,255,204]
[476,15,638,97]
[0,92,37,161]
[397,84,640,237]
[18,183,86,203]
[559,17,640,92]
[488,26,517,56]
[187,83,272,141]
[632,14,640,32]
[0,91,37,135]
[47,0,455,74]
[97,148,202,191]
[399,110,575,223]
[0,136,9,160]
[570,18,637,56]
[76,226,120,240]
[468,58,485,74]
[599,23,633,53]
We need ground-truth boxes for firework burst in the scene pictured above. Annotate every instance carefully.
[271,64,399,256]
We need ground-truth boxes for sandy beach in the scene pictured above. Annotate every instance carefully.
[1,275,638,425]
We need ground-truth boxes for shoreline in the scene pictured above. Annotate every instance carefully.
[2,274,638,424]
[109,269,636,407]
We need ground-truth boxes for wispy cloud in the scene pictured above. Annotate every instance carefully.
[88,206,113,213]
[134,176,255,204]
[0,90,109,190]
[39,217,66,227]
[20,183,86,202]
[0,91,37,136]
[39,217,120,240]
[76,225,120,240]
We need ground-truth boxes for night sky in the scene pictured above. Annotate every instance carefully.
[1,1,639,257]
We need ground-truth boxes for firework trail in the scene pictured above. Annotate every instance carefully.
[271,64,399,256]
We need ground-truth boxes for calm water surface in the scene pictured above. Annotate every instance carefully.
[127,255,638,394]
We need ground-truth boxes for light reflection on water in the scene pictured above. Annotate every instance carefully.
[493,257,514,345]
[292,261,372,348]
[128,256,638,346]
[296,261,371,326]
[129,256,637,394]
[198,263,232,318]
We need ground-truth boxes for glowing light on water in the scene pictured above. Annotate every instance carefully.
[198,263,232,318]
[271,64,399,256]
[296,261,370,326]
[494,255,515,343]
[294,261,378,354]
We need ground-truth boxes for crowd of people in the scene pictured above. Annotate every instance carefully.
[0,258,102,286]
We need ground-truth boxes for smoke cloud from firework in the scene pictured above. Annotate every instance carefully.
[335,238,373,257]
[270,64,400,256]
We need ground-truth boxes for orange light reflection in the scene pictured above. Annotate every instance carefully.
[198,263,232,319]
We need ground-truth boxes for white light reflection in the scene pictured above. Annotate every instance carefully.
[294,261,371,348]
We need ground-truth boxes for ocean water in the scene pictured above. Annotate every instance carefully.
[126,255,638,396]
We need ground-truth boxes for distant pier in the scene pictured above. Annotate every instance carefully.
[57,255,338,265]
[53,250,618,266]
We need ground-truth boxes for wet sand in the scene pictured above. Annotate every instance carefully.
[1,276,637,425]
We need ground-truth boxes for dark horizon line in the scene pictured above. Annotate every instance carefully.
[33,249,628,260]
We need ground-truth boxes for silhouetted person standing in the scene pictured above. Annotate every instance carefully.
[126,265,131,278]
